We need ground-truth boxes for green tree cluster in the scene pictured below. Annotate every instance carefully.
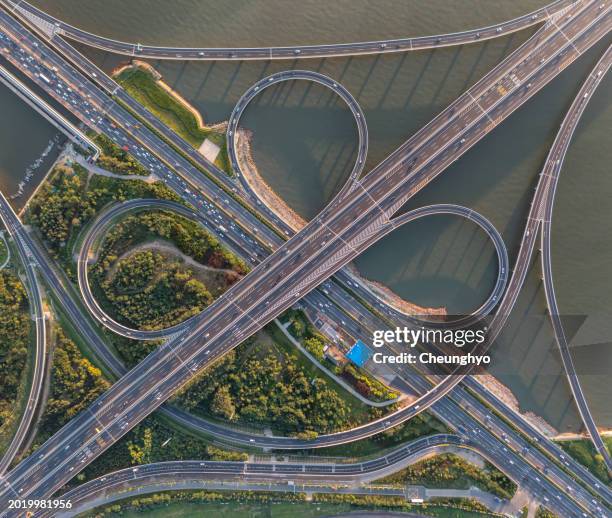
[176,340,353,435]
[96,250,213,330]
[378,453,516,500]
[95,210,248,276]
[93,133,149,176]
[35,329,110,442]
[559,438,611,484]
[535,507,558,518]
[0,272,30,436]
[303,336,325,361]
[341,363,398,402]
[26,164,180,269]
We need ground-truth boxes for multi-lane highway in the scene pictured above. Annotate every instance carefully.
[0,2,609,513]
[5,0,576,60]
[33,434,484,516]
[3,0,507,334]
[0,191,46,474]
[538,45,612,473]
[0,3,608,516]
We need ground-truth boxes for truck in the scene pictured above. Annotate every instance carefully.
[38,73,51,84]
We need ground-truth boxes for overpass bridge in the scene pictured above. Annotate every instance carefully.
[0,3,607,516]
[538,45,612,473]
[4,0,575,60]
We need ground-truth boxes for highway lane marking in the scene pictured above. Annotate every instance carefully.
[467,92,495,124]
[0,477,19,498]
[352,181,390,221]
[87,410,117,442]
[550,19,583,55]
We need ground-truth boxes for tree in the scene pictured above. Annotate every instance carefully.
[127,427,153,465]
[210,385,236,420]
[304,337,325,361]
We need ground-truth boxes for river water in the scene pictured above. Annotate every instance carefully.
[15,0,612,431]
[0,85,62,209]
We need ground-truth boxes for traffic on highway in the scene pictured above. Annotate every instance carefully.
[0,1,610,516]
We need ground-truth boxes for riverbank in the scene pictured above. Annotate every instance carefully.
[235,128,307,231]
[112,61,230,173]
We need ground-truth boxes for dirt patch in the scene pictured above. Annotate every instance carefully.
[106,239,243,295]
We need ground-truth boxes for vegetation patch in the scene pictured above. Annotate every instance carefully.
[377,453,516,500]
[85,490,500,518]
[0,272,31,452]
[114,66,231,174]
[0,234,8,267]
[558,437,611,484]
[174,325,379,436]
[90,210,247,330]
[31,327,110,447]
[25,161,181,274]
[282,308,399,402]
[93,133,149,176]
[535,506,558,518]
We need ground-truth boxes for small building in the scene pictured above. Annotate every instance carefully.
[346,340,372,367]
[324,343,346,366]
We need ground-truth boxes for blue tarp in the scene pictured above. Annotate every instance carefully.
[346,340,372,367]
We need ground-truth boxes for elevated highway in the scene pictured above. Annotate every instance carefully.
[2,1,515,330]
[539,45,612,472]
[5,0,575,60]
[0,2,609,511]
[0,192,46,474]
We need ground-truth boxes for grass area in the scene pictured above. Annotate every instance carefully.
[557,437,612,485]
[89,209,247,331]
[281,309,398,402]
[265,322,375,424]
[86,490,500,518]
[0,233,8,267]
[115,66,231,174]
[96,501,351,518]
[376,454,517,500]
[174,324,378,437]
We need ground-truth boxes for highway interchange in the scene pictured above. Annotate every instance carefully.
[0,2,608,516]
